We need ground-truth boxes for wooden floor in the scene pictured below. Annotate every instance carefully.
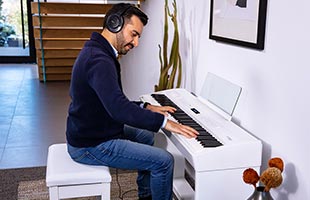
[0,64,70,169]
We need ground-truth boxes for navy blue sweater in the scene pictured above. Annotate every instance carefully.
[66,32,164,147]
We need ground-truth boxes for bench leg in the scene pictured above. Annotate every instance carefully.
[100,183,111,200]
[49,186,59,200]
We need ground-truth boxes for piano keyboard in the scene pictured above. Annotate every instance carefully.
[151,93,223,148]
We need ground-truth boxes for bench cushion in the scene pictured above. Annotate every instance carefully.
[46,143,111,187]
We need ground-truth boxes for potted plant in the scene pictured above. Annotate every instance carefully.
[155,0,182,92]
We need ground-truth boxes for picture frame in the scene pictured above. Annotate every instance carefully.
[209,0,267,50]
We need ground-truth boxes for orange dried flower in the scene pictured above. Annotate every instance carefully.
[260,167,283,191]
[243,168,260,188]
[268,157,284,172]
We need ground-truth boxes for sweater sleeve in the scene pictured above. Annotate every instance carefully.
[87,56,164,132]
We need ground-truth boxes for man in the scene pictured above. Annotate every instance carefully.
[66,3,198,200]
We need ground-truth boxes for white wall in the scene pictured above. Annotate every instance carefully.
[121,0,310,199]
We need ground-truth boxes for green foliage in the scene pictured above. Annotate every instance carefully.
[0,22,15,46]
[0,0,27,47]
[0,0,3,22]
[155,0,182,92]
[0,23,15,35]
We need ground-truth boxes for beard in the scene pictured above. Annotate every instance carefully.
[119,43,134,55]
[116,32,134,55]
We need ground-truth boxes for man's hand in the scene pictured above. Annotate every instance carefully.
[145,104,198,138]
[145,104,176,116]
[164,120,199,139]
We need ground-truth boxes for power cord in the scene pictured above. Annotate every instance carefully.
[115,168,138,199]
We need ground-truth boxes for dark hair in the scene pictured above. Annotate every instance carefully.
[103,3,148,29]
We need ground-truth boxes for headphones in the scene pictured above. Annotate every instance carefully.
[106,5,132,33]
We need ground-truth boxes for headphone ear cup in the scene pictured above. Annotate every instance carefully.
[106,14,124,33]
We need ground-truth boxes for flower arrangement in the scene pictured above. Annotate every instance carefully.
[243,157,284,192]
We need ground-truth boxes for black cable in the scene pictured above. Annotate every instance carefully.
[115,168,138,199]
[20,0,25,49]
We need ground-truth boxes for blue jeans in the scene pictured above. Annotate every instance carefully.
[67,126,174,200]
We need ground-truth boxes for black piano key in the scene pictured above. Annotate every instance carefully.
[177,119,196,123]
[175,118,193,123]
[196,137,217,143]
[190,125,204,129]
[172,112,188,116]
[197,135,215,140]
[174,109,185,113]
[190,124,204,129]
[196,130,207,134]
[197,130,212,136]
[173,113,192,118]
[193,125,208,133]
[199,140,222,147]
[181,122,200,127]
[173,116,194,123]
[173,111,188,115]
[173,113,190,118]
[172,114,191,119]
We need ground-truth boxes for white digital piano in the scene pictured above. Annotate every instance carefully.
[140,73,262,199]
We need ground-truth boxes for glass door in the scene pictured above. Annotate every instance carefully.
[0,0,35,63]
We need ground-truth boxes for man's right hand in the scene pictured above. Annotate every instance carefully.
[164,119,199,138]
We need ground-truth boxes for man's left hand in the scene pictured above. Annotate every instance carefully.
[145,104,176,116]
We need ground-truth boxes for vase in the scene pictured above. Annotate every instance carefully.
[247,186,274,200]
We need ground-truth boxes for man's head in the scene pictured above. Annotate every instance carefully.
[103,3,148,55]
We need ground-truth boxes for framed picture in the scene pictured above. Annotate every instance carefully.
[209,0,267,50]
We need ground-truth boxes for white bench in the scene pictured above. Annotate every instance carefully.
[46,143,111,200]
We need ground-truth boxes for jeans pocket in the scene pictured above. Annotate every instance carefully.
[69,148,95,164]
[67,144,87,160]
[68,143,111,165]
[73,151,89,162]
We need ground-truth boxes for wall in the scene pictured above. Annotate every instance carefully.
[121,0,310,199]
